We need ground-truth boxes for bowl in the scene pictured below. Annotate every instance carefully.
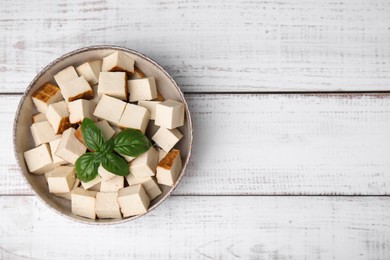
[13,45,193,224]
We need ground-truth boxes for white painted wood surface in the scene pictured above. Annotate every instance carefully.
[2,94,390,195]
[1,0,390,258]
[1,196,390,259]
[1,0,390,93]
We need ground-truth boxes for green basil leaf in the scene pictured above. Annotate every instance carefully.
[113,128,152,157]
[81,118,105,151]
[101,152,129,176]
[75,152,99,182]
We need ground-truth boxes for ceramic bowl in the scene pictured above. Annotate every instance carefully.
[13,45,193,224]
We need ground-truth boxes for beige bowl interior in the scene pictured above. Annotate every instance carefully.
[13,46,193,224]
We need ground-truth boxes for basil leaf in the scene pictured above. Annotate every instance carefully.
[101,152,129,176]
[75,152,99,182]
[81,118,105,151]
[113,129,152,157]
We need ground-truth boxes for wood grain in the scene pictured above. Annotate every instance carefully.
[1,0,389,93]
[0,196,389,259]
[4,93,390,195]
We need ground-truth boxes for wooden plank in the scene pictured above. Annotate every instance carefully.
[0,196,389,259]
[4,94,390,195]
[1,0,389,93]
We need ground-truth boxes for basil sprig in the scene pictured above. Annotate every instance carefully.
[75,118,152,182]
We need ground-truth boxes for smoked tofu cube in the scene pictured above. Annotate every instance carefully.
[49,138,67,165]
[46,101,71,134]
[55,128,87,164]
[76,60,102,85]
[117,184,150,217]
[30,121,57,146]
[100,176,124,192]
[152,127,183,152]
[95,120,115,141]
[125,175,162,200]
[46,166,75,193]
[156,149,182,186]
[59,76,93,102]
[138,100,161,120]
[31,83,63,113]
[95,192,122,219]
[97,164,116,181]
[71,187,97,219]
[98,72,127,101]
[131,67,146,79]
[23,144,54,174]
[128,77,157,102]
[32,113,47,123]
[155,100,185,129]
[118,104,150,133]
[93,94,127,125]
[102,51,134,74]
[74,125,84,144]
[129,147,158,178]
[81,175,102,190]
[68,99,95,124]
[54,66,79,88]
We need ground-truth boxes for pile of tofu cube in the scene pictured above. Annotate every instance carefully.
[23,51,185,220]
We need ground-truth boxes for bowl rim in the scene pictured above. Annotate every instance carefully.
[13,45,193,225]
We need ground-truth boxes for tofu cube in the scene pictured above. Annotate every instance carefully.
[23,144,54,174]
[98,164,116,181]
[157,147,167,162]
[155,100,185,129]
[95,192,122,219]
[31,83,63,113]
[152,127,183,152]
[117,184,150,217]
[119,153,135,163]
[76,60,102,85]
[129,147,158,178]
[125,175,162,200]
[95,120,115,141]
[156,149,182,186]
[49,138,67,165]
[102,51,134,74]
[145,120,160,137]
[46,166,75,193]
[88,182,101,192]
[53,179,80,200]
[55,128,87,164]
[54,66,79,88]
[59,76,93,102]
[81,175,102,190]
[93,94,127,125]
[71,187,97,219]
[138,100,161,120]
[118,104,150,133]
[32,113,47,123]
[68,99,95,124]
[46,101,71,134]
[30,121,57,146]
[91,84,100,105]
[128,77,157,102]
[98,72,127,101]
[100,176,124,192]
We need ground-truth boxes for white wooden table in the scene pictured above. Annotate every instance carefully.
[1,1,390,259]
